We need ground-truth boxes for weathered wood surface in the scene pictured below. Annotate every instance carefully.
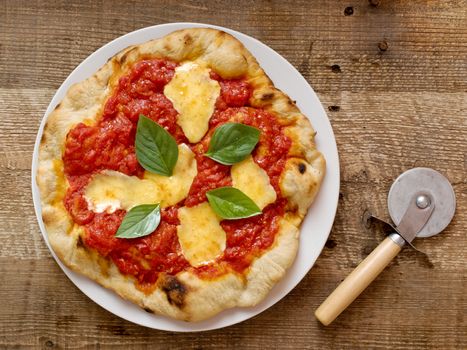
[0,0,466,349]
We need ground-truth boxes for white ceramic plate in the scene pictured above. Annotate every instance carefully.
[31,23,340,332]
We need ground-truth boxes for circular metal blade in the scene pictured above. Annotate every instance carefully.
[388,168,456,238]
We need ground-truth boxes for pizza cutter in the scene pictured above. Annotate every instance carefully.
[315,168,456,326]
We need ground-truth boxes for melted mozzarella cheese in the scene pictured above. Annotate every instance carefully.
[84,144,197,212]
[163,62,220,143]
[85,171,158,213]
[231,156,277,210]
[177,202,226,267]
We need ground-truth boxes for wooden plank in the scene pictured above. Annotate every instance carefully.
[0,259,465,349]
[1,1,466,92]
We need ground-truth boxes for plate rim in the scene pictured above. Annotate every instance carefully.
[31,22,340,332]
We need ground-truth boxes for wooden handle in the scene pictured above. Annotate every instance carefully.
[315,235,403,326]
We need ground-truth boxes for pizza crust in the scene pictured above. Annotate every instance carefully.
[37,28,325,322]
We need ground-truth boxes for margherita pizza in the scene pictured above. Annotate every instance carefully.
[37,28,325,321]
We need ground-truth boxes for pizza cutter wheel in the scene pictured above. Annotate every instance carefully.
[315,168,456,326]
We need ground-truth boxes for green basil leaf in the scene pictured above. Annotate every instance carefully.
[115,204,161,239]
[206,187,262,220]
[135,114,178,176]
[205,122,260,165]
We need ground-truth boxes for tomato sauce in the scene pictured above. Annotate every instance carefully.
[62,58,291,285]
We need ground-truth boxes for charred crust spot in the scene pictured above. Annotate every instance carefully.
[41,213,50,225]
[119,47,137,65]
[298,162,306,174]
[143,307,154,314]
[40,132,47,146]
[54,102,62,110]
[183,34,193,46]
[241,53,247,63]
[260,93,274,101]
[160,275,186,308]
[119,52,129,65]
[285,201,299,213]
[77,235,85,249]
[217,31,227,39]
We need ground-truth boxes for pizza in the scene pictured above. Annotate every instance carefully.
[37,28,325,321]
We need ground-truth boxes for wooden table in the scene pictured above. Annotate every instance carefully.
[1,1,465,348]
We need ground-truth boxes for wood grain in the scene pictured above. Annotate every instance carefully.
[0,0,466,349]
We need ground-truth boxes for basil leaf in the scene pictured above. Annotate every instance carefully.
[206,187,262,220]
[205,122,260,165]
[135,114,178,176]
[115,204,161,239]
